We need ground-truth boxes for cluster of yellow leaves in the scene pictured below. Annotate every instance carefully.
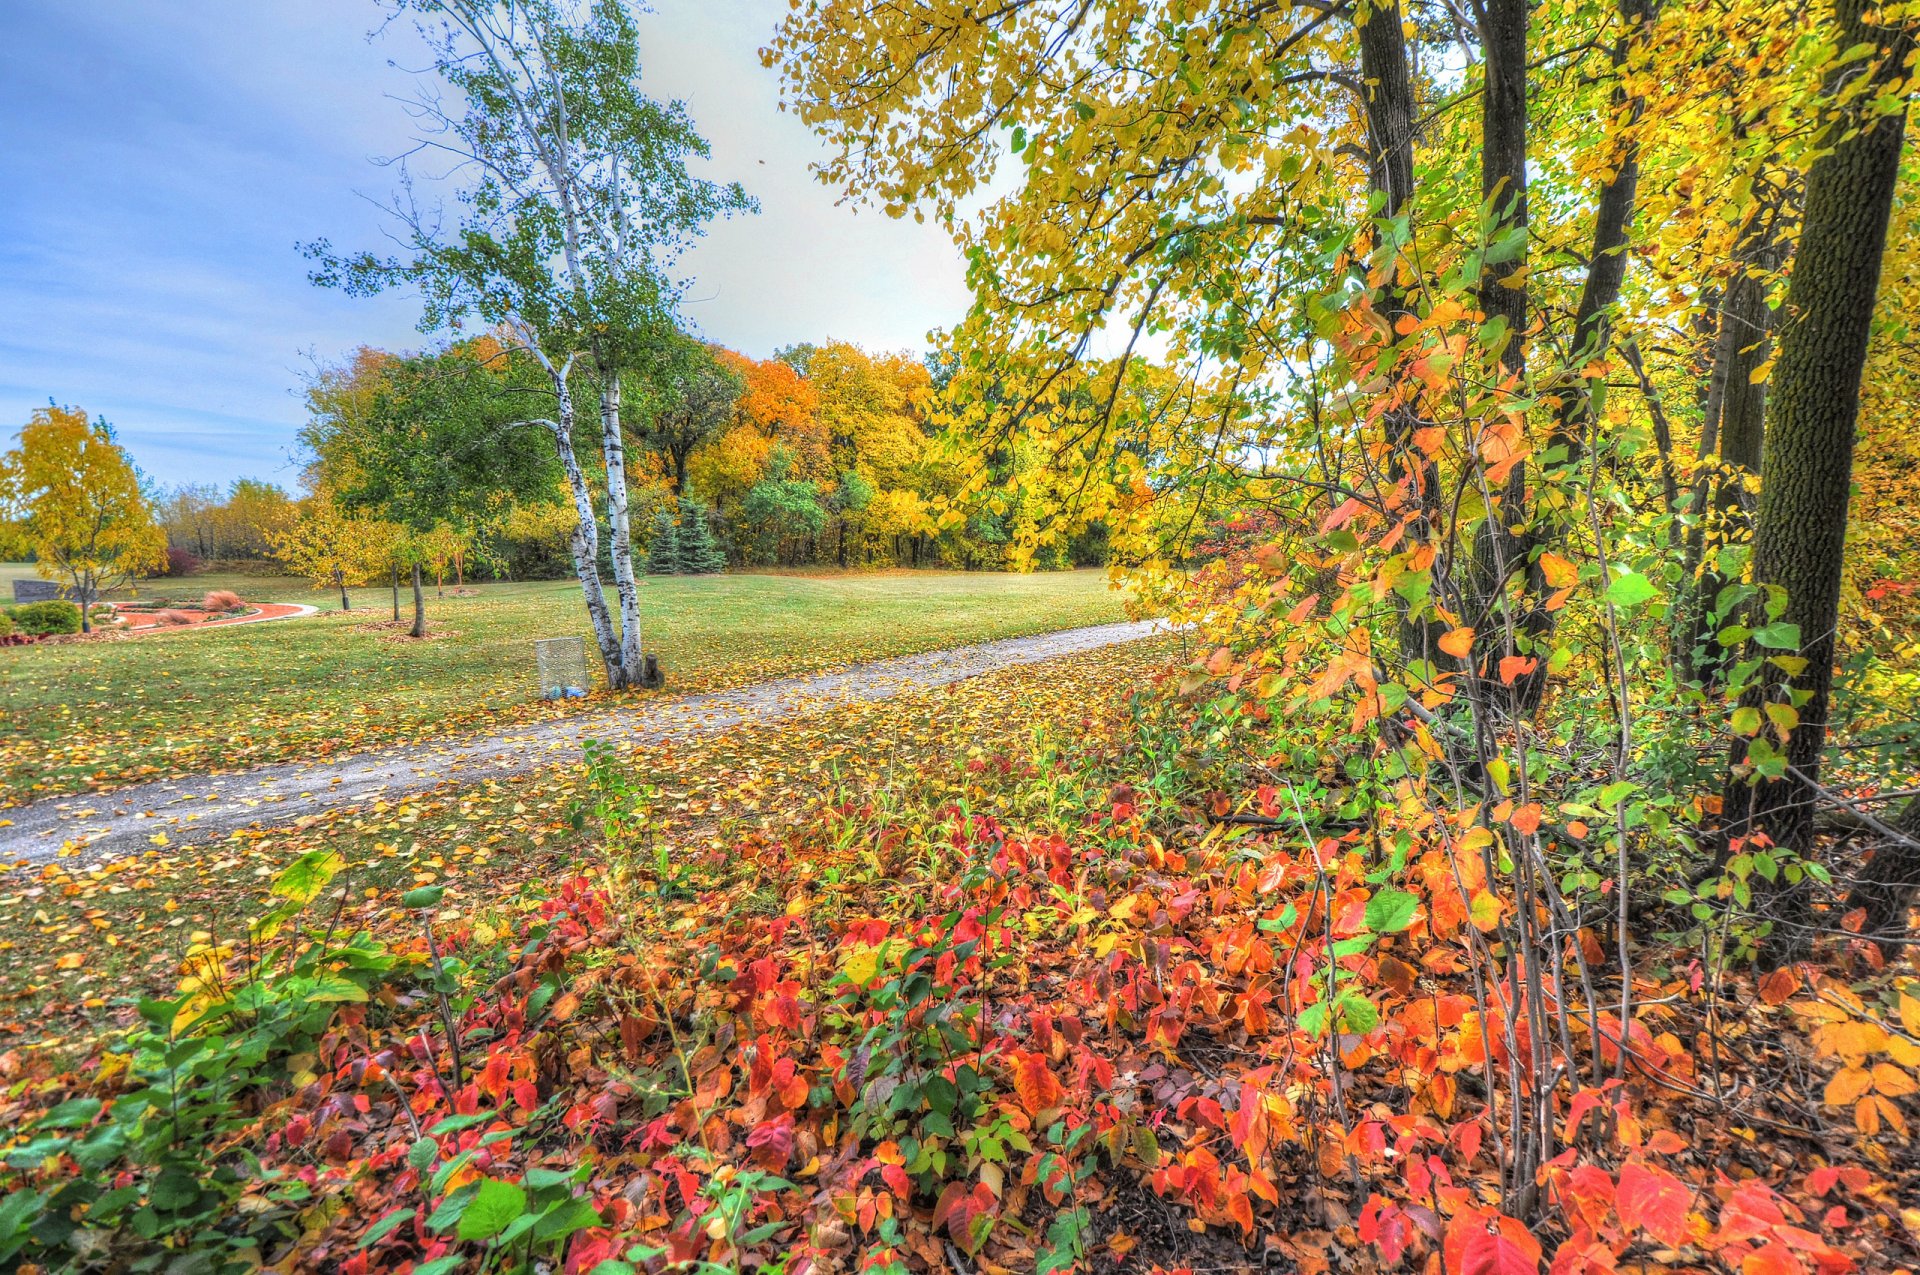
[1797,979,1920,1138]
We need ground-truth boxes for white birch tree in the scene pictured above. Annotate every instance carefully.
[308,0,751,687]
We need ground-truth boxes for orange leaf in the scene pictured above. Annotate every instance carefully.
[1008,1050,1064,1115]
[1460,1220,1541,1275]
[1825,1066,1873,1106]
[1537,551,1578,589]
[1439,627,1475,659]
[1871,1062,1917,1097]
[1759,967,1801,1006]
[1497,655,1537,685]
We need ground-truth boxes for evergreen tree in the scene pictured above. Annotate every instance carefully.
[679,498,727,574]
[645,506,681,575]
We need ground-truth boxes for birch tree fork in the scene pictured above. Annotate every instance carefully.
[307,0,752,688]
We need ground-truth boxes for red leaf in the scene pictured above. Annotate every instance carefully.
[1461,1224,1540,1275]
[1616,1159,1692,1246]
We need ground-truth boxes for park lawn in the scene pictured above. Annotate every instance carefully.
[0,567,1131,805]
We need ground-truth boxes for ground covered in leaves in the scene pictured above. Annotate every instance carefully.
[3,633,1919,1275]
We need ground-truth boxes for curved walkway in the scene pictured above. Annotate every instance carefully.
[122,601,319,634]
[0,619,1166,870]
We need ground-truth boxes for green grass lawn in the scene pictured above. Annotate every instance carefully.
[0,567,1130,804]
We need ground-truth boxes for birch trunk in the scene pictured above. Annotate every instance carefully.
[598,373,646,688]
[546,376,624,682]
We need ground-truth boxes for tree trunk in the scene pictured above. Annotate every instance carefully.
[1479,0,1528,378]
[1842,796,1920,951]
[1356,0,1446,670]
[391,566,400,622]
[1725,0,1911,958]
[410,561,426,639]
[1465,0,1529,633]
[599,373,646,689]
[336,567,350,611]
[547,378,623,683]
[1511,0,1655,711]
[1683,237,1775,687]
[1356,0,1416,221]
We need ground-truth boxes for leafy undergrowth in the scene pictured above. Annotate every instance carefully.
[4,641,1919,1274]
[0,640,1174,1041]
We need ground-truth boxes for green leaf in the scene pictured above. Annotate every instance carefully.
[1753,621,1801,650]
[273,849,345,905]
[428,1110,498,1136]
[1604,571,1659,608]
[1337,992,1379,1033]
[456,1178,526,1241]
[1364,889,1419,934]
[403,885,446,910]
[360,1206,418,1248]
[35,1099,102,1131]
[1297,1001,1329,1037]
[408,1138,439,1173]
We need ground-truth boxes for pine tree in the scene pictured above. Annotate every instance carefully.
[680,499,728,574]
[645,507,681,575]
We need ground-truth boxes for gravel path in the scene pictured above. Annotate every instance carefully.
[0,619,1166,870]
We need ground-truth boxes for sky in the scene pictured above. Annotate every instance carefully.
[0,2,975,489]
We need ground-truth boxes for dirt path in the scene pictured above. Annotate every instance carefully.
[0,619,1165,869]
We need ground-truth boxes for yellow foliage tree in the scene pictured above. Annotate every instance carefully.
[270,487,404,612]
[0,405,166,631]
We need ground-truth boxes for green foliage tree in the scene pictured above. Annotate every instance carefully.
[308,0,752,687]
[301,343,560,636]
[677,498,727,574]
[739,451,827,567]
[630,335,744,493]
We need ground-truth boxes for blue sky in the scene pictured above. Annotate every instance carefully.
[0,2,973,489]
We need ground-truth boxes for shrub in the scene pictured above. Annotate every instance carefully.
[7,600,81,635]
[151,609,197,626]
[163,547,202,577]
[201,589,245,613]
[0,611,13,638]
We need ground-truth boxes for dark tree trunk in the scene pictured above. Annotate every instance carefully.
[1843,797,1920,951]
[1357,0,1416,222]
[1511,0,1656,711]
[1724,0,1911,958]
[1683,237,1776,687]
[1479,0,1529,378]
[1357,0,1446,669]
[1465,0,1530,679]
[391,566,400,622]
[336,567,350,611]
[410,561,427,639]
